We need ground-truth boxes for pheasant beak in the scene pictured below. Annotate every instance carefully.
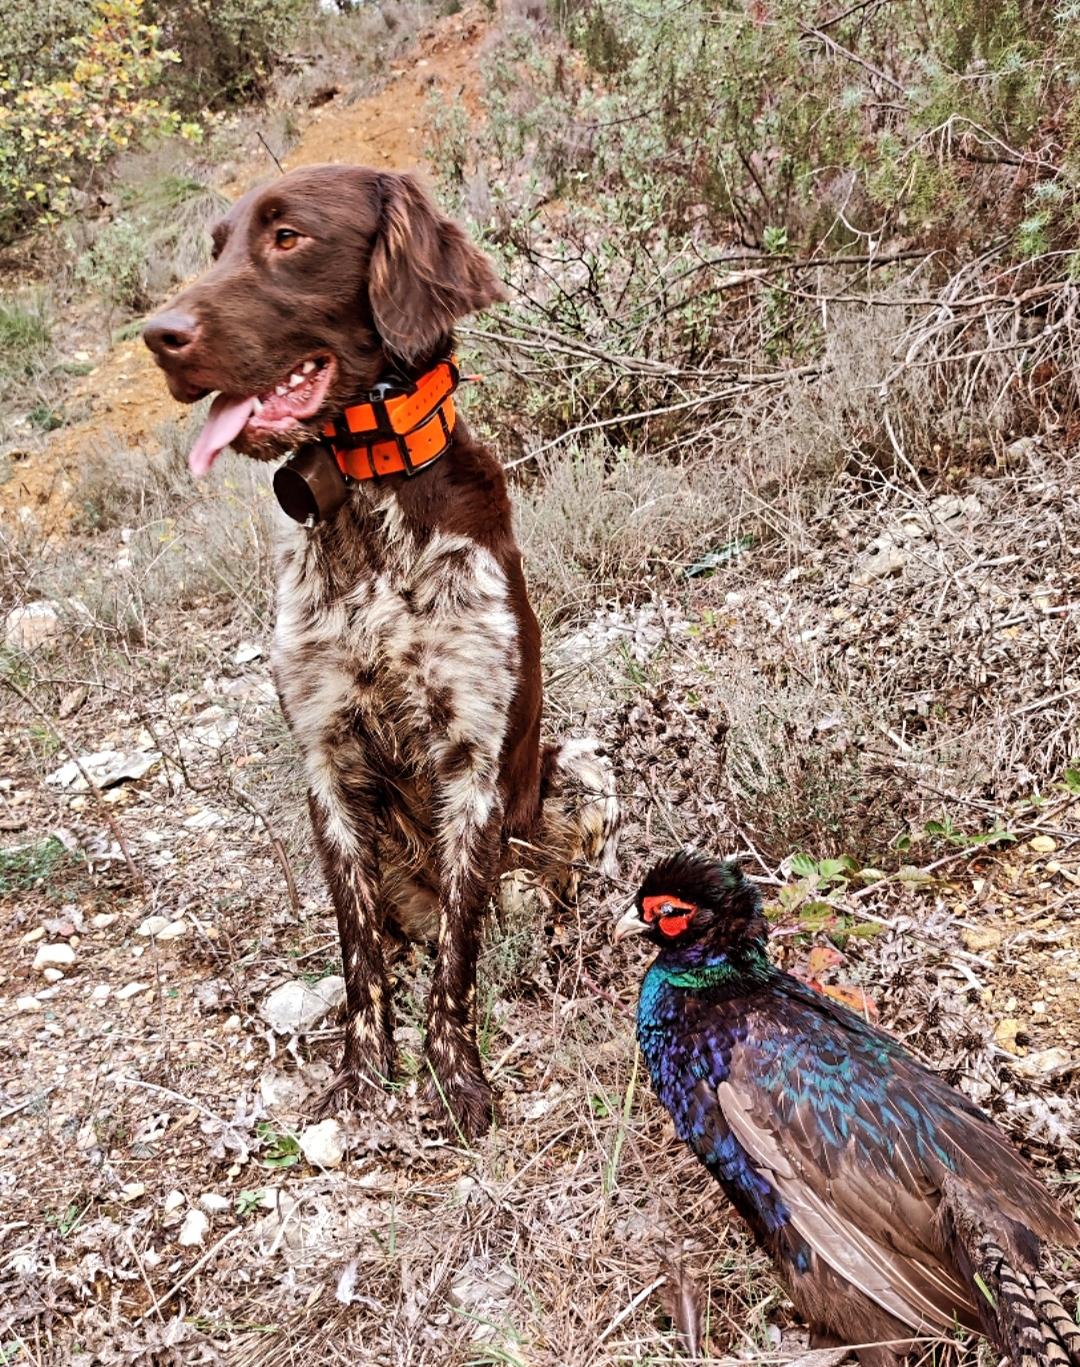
[614,904,647,942]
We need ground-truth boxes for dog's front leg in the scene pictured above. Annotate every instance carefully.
[425,749,504,1141]
[306,762,395,1113]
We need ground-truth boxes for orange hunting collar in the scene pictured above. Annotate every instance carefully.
[321,357,460,481]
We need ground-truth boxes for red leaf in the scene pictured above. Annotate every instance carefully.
[822,983,878,1020]
[806,945,844,977]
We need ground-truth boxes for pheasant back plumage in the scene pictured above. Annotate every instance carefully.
[635,940,1078,1350]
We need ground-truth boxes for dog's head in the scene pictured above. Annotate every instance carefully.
[142,165,505,476]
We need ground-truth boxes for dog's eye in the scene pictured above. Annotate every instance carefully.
[274,228,301,251]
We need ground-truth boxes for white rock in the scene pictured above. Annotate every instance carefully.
[16,995,41,1012]
[851,540,907,586]
[21,926,46,944]
[42,968,64,984]
[120,1183,146,1202]
[260,1066,310,1111]
[91,913,118,930]
[187,708,239,750]
[163,1189,186,1215]
[198,1192,231,1214]
[299,1118,345,1169]
[178,1208,209,1246]
[116,981,151,1001]
[33,943,76,972]
[155,919,188,941]
[232,642,263,665]
[5,602,61,652]
[183,808,227,831]
[46,749,161,791]
[1013,1047,1071,1078]
[260,977,346,1034]
[91,984,111,1002]
[136,915,171,938]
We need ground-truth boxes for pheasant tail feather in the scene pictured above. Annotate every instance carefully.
[942,1180,1080,1367]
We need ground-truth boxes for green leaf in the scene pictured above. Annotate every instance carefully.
[790,852,818,879]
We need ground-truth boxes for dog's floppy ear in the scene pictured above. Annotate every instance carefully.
[369,171,506,363]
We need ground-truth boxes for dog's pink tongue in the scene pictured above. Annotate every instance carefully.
[188,394,256,477]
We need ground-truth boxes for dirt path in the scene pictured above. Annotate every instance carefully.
[0,4,487,532]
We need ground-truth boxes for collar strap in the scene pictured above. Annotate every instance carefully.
[321,357,459,481]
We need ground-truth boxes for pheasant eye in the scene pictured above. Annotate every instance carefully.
[642,894,695,927]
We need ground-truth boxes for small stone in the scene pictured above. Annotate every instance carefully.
[42,968,64,983]
[223,1014,241,1032]
[58,685,89,720]
[851,541,907,586]
[198,1192,230,1214]
[232,643,263,665]
[46,748,161,792]
[136,915,171,938]
[453,1176,477,1205]
[299,1118,345,1169]
[119,1183,146,1202]
[5,601,61,651]
[1028,835,1057,854]
[163,1190,185,1215]
[91,913,118,930]
[116,981,151,1001]
[16,995,41,1012]
[260,1067,310,1111]
[182,808,227,831]
[91,984,111,1002]
[178,1208,209,1246]
[993,1018,1023,1054]
[155,919,188,942]
[1013,1047,1070,1078]
[260,977,346,1035]
[961,926,1003,954]
[21,927,46,945]
[33,943,76,972]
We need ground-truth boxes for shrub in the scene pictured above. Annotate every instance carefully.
[145,0,312,111]
[0,0,193,243]
[0,295,52,381]
[75,218,154,317]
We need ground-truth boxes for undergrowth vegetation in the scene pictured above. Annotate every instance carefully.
[419,0,1080,866]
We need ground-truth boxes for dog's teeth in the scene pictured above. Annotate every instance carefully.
[252,397,263,414]
[302,360,316,374]
[275,385,288,396]
[289,372,303,388]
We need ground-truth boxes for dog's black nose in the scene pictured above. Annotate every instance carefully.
[143,310,201,359]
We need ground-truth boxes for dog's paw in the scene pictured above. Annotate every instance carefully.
[310,1049,395,1120]
[423,1064,495,1142]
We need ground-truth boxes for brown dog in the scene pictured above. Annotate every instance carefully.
[143,165,616,1138]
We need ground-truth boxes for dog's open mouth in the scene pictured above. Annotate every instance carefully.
[188,354,336,477]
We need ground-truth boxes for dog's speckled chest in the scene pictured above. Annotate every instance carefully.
[269,490,520,790]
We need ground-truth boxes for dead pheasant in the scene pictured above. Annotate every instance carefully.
[617,850,1080,1366]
